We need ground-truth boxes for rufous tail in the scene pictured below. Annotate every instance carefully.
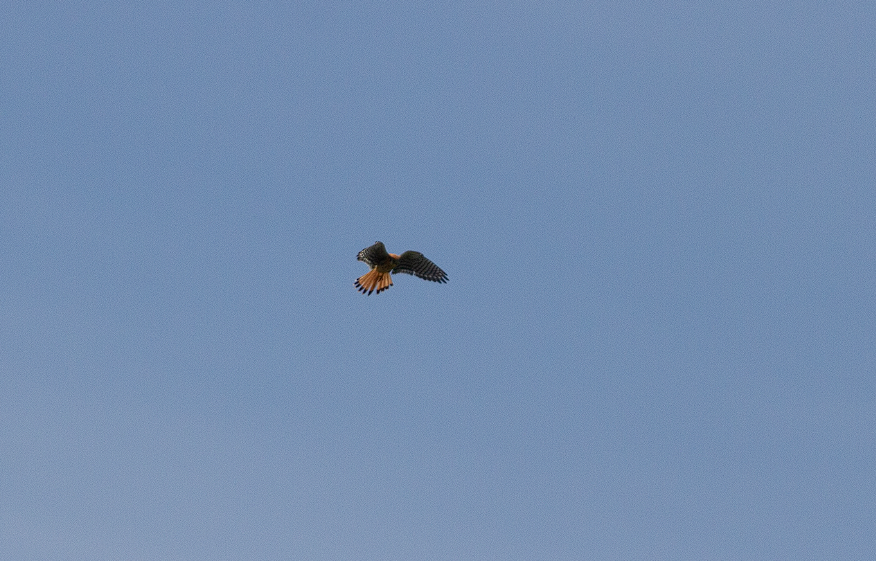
[355,269,393,295]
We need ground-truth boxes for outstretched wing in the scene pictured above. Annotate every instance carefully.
[393,250,448,283]
[357,241,390,267]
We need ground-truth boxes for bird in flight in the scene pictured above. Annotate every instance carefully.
[355,241,448,295]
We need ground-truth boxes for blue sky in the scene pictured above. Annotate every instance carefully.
[2,2,874,559]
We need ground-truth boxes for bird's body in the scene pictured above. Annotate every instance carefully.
[355,241,448,295]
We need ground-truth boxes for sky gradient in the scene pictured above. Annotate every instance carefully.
[3,2,875,559]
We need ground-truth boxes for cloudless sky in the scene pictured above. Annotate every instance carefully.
[2,2,874,559]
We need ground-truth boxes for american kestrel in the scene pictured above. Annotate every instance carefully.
[355,241,448,295]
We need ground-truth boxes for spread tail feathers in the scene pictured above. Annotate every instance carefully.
[355,269,393,295]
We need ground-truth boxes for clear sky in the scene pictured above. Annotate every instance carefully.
[2,2,874,559]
